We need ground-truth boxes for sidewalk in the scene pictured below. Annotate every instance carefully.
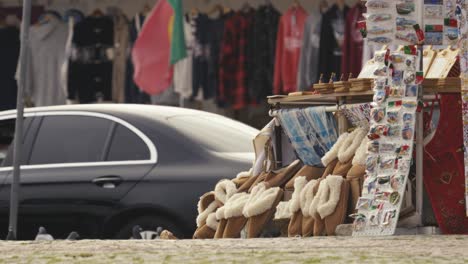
[0,236,467,263]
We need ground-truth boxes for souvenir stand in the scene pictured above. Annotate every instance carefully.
[267,0,466,235]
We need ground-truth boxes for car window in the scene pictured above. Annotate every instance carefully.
[167,115,258,153]
[106,124,150,161]
[0,119,15,167]
[29,115,112,165]
[0,117,32,167]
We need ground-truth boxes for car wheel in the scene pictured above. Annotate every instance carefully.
[114,215,183,240]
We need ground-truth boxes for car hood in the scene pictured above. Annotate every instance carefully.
[212,152,255,164]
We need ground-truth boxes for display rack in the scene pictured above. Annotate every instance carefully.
[268,79,460,234]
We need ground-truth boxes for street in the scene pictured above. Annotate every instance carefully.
[0,236,467,263]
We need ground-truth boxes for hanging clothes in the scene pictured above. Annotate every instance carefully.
[318,4,349,81]
[125,14,150,104]
[341,2,365,78]
[24,17,69,107]
[218,10,255,109]
[273,5,308,95]
[249,4,280,103]
[297,11,322,91]
[112,10,129,103]
[191,13,210,100]
[0,26,20,111]
[68,15,114,103]
[207,12,232,102]
[173,15,194,99]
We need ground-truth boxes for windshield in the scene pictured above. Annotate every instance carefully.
[168,115,258,153]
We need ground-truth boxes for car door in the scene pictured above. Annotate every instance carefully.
[14,112,157,239]
[0,115,36,239]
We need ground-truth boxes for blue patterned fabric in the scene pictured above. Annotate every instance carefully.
[277,107,338,167]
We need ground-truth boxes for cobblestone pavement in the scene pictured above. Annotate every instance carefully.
[0,236,467,264]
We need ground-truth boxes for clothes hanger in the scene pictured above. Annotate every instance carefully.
[91,8,104,17]
[207,4,224,16]
[142,3,152,16]
[240,2,252,12]
[292,0,302,9]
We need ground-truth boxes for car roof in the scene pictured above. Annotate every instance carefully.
[0,104,218,120]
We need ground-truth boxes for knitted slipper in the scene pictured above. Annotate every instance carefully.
[243,183,284,238]
[285,165,326,191]
[222,193,250,238]
[286,176,308,237]
[264,160,302,189]
[324,179,349,236]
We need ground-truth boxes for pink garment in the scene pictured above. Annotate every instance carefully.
[273,6,308,95]
[132,0,173,95]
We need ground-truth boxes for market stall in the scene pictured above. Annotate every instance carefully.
[193,0,468,238]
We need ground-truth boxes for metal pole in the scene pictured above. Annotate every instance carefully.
[7,0,32,240]
[415,44,424,227]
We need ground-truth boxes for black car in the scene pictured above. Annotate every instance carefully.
[0,105,257,239]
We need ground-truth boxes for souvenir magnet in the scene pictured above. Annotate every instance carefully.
[389,191,401,205]
[392,70,404,86]
[397,144,411,156]
[371,108,386,123]
[403,113,414,124]
[368,141,380,153]
[403,100,417,109]
[391,175,404,191]
[404,71,416,85]
[386,111,400,124]
[402,125,414,140]
[374,90,387,104]
[405,85,418,97]
[380,143,396,153]
[387,125,401,137]
[398,158,411,172]
[366,156,379,173]
[380,157,395,171]
[389,87,404,98]
[356,197,372,210]
[352,215,367,231]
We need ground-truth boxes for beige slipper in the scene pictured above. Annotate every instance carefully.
[214,180,237,205]
[285,165,326,191]
[324,179,350,236]
[286,176,308,237]
[193,213,218,239]
[346,137,369,217]
[300,179,319,237]
[243,183,284,238]
[222,193,250,238]
[264,160,302,189]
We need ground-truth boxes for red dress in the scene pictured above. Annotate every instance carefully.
[423,94,468,234]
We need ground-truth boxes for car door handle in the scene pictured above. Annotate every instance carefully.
[92,176,123,189]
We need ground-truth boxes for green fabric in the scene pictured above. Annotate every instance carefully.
[168,0,187,64]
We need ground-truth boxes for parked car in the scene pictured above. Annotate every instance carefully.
[0,105,257,240]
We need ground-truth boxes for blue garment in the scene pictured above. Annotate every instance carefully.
[278,107,338,166]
